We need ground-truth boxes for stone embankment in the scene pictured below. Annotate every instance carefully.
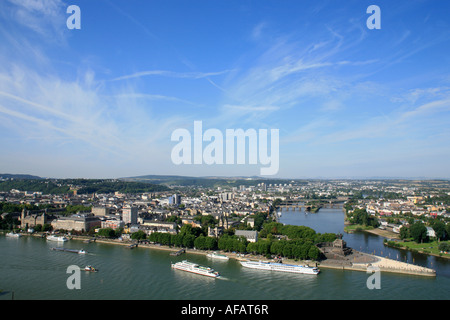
[70,235,436,277]
[370,255,436,277]
[319,250,436,277]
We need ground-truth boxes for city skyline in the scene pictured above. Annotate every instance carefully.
[1,1,450,179]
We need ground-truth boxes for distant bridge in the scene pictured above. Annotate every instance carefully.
[278,197,348,210]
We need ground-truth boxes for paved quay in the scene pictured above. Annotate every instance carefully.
[70,236,436,277]
[318,250,436,277]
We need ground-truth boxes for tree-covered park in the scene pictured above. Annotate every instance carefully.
[135,220,337,261]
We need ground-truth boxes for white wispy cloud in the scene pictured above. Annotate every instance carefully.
[216,19,377,120]
[399,98,450,120]
[4,0,67,40]
[0,62,194,156]
[0,69,120,152]
[112,93,198,106]
[1,1,448,178]
[392,86,450,105]
[111,69,233,82]
[313,97,450,146]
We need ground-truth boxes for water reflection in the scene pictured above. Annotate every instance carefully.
[279,206,450,277]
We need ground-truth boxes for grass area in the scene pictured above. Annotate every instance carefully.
[396,240,450,256]
[344,224,374,233]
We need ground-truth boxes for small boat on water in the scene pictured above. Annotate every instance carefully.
[84,265,98,272]
[46,235,69,242]
[170,248,185,256]
[171,260,220,278]
[51,247,87,254]
[6,232,22,238]
[206,252,229,261]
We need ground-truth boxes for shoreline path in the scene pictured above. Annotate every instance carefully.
[79,236,436,277]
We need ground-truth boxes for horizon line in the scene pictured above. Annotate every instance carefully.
[1,173,450,181]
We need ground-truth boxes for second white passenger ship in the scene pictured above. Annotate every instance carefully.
[46,235,69,242]
[206,252,229,261]
[171,260,220,278]
[240,260,320,275]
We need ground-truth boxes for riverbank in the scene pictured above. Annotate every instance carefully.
[363,227,401,240]
[68,234,436,277]
[344,225,401,239]
[384,240,450,260]
[318,251,436,277]
[9,232,439,277]
[346,226,450,260]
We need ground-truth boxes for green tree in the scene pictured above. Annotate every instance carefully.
[204,236,218,250]
[295,242,311,260]
[166,216,182,224]
[410,222,428,243]
[270,240,286,256]
[308,246,321,260]
[97,228,116,238]
[438,242,450,252]
[200,215,217,227]
[236,236,248,253]
[218,234,248,253]
[252,212,268,231]
[282,243,294,258]
[179,224,203,237]
[131,230,147,240]
[399,225,410,240]
[256,240,271,255]
[431,220,446,241]
[282,225,316,240]
[64,204,92,214]
[247,242,258,254]
[159,233,172,246]
[194,235,207,249]
[171,234,184,247]
[182,234,195,248]
[314,233,337,243]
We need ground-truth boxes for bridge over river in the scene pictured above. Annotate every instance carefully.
[278,198,348,211]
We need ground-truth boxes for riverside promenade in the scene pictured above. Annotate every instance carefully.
[318,250,436,277]
[70,235,436,277]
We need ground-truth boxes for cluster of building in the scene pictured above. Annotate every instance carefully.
[2,187,271,242]
[2,178,449,242]
[362,196,448,218]
[350,195,449,237]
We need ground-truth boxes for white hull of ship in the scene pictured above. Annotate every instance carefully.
[240,261,319,275]
[171,261,220,278]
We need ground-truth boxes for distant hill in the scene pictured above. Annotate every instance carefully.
[0,173,43,180]
[120,174,302,188]
[74,179,170,194]
[0,176,170,195]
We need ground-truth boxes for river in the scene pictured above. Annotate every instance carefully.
[0,206,449,300]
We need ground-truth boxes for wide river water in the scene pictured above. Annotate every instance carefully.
[0,206,449,300]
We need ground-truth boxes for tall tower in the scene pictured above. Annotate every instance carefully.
[173,194,181,205]
[122,205,138,225]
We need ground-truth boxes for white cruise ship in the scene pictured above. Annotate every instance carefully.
[171,260,220,278]
[240,260,320,275]
[206,252,229,261]
[46,235,69,242]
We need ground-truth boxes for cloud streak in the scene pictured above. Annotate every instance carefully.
[1,1,449,178]
[111,69,233,82]
[4,0,67,41]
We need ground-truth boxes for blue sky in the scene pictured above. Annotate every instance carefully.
[0,0,449,179]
